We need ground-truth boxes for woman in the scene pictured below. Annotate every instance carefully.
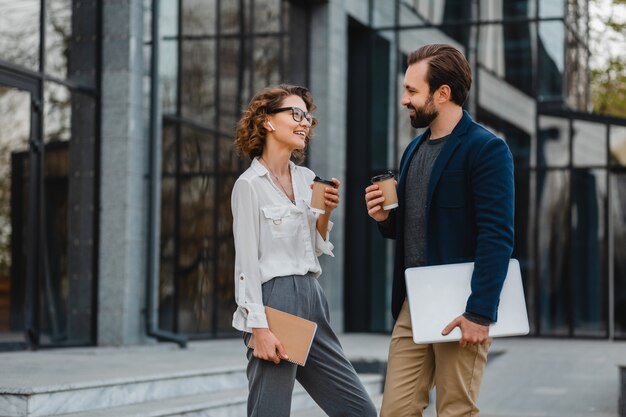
[231,84,376,417]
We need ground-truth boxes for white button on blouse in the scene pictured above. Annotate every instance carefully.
[231,157,334,332]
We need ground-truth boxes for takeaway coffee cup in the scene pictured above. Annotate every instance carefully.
[371,171,398,210]
[311,176,336,214]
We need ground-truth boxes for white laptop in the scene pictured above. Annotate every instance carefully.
[404,259,529,344]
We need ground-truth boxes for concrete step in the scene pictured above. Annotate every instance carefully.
[53,374,383,417]
[0,366,248,417]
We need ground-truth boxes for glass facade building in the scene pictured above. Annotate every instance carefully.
[0,0,624,350]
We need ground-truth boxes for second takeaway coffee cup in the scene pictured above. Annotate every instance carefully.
[311,176,336,214]
[371,171,398,210]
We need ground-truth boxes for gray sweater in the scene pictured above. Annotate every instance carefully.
[403,135,449,268]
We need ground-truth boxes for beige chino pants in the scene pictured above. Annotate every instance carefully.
[380,300,491,417]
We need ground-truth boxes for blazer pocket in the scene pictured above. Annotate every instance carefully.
[437,170,466,208]
[261,205,299,238]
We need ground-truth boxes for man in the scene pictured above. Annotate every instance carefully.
[364,44,514,416]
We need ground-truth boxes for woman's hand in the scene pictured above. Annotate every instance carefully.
[324,178,340,212]
[251,328,288,364]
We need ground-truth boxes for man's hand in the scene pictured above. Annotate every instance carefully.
[442,315,489,347]
[251,328,288,364]
[364,182,396,222]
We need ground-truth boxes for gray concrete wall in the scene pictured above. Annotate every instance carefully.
[98,0,148,346]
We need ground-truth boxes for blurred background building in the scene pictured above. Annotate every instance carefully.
[0,0,625,350]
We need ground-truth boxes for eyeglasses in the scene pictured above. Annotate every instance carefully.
[268,106,313,124]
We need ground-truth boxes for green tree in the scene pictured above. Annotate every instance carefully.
[590,0,626,117]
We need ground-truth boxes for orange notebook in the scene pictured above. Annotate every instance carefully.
[247,307,318,366]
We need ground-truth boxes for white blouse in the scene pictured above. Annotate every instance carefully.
[231,157,334,332]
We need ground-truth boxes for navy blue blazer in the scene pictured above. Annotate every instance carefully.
[379,111,515,322]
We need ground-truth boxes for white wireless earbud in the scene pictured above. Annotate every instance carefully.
[267,121,276,132]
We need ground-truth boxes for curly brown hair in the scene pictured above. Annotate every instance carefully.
[234,84,317,163]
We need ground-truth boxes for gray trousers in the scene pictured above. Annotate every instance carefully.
[243,274,377,417]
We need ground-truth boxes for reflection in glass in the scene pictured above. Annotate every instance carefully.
[181,40,216,125]
[538,21,565,98]
[571,169,607,337]
[220,0,240,34]
[46,0,97,87]
[440,0,471,45]
[572,121,606,166]
[45,0,71,79]
[159,178,176,332]
[40,85,96,345]
[537,170,569,335]
[0,0,40,71]
[219,39,241,132]
[162,125,177,175]
[0,86,31,346]
[177,176,215,333]
[181,127,214,174]
[254,0,283,33]
[252,37,282,92]
[539,0,565,18]
[160,0,179,115]
[565,30,588,111]
[538,116,569,167]
[478,23,533,95]
[610,126,626,167]
[478,24,505,78]
[217,175,237,334]
[182,0,216,36]
[45,82,71,143]
[612,173,626,338]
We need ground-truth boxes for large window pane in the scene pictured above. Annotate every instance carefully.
[573,120,607,167]
[252,37,281,92]
[478,23,534,95]
[253,0,283,33]
[181,127,215,174]
[159,177,176,332]
[160,0,179,115]
[610,125,626,167]
[537,170,570,336]
[182,0,216,36]
[177,176,215,334]
[571,169,607,337]
[219,39,241,133]
[221,0,241,34]
[540,0,565,18]
[181,39,216,125]
[0,1,40,71]
[538,21,565,99]
[0,85,31,346]
[217,174,237,335]
[613,173,626,338]
[538,116,569,167]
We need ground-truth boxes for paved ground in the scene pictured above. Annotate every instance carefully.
[1,335,624,416]
[330,335,626,417]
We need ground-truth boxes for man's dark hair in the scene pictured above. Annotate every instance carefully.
[407,44,472,106]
